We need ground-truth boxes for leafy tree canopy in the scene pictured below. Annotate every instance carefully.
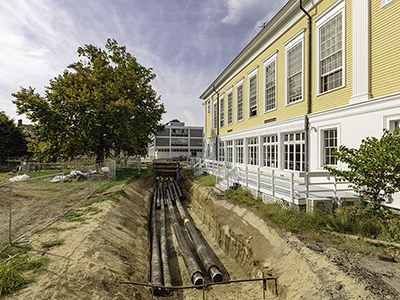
[0,112,28,157]
[325,129,400,213]
[12,39,165,163]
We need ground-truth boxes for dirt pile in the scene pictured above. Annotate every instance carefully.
[5,177,154,300]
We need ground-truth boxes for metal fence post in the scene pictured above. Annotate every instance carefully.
[61,168,64,215]
[9,183,12,244]
[88,165,91,195]
[41,177,44,222]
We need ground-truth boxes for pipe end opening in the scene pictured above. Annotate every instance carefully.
[192,272,204,286]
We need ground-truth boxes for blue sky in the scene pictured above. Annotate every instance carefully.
[0,0,287,127]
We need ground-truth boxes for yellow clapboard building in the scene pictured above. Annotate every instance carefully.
[199,0,400,209]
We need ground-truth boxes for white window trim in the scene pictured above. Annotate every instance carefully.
[262,50,278,113]
[207,98,211,115]
[219,93,225,128]
[262,134,279,169]
[247,66,259,119]
[384,113,400,132]
[283,131,305,171]
[315,0,346,96]
[284,29,305,106]
[247,137,259,166]
[226,86,233,125]
[236,77,244,122]
[317,123,341,168]
[381,0,396,8]
[213,100,217,130]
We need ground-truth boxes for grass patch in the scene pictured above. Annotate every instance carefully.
[0,244,49,297]
[41,238,65,249]
[116,226,122,231]
[80,193,120,208]
[48,227,77,233]
[194,174,218,187]
[84,206,102,215]
[64,211,86,223]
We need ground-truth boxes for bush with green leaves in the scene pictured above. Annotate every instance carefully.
[325,129,400,214]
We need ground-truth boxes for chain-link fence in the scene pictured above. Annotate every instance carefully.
[0,160,116,249]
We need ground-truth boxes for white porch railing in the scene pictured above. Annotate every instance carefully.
[191,158,355,206]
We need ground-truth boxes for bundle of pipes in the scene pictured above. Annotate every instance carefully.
[151,177,222,289]
[165,188,205,285]
[172,180,223,283]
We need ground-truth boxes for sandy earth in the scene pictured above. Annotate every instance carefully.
[2,175,400,299]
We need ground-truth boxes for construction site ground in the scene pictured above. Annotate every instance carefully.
[2,174,400,300]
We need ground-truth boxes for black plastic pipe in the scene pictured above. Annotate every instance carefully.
[165,189,204,285]
[170,179,180,202]
[174,196,223,282]
[151,188,163,295]
[160,192,172,293]
[156,181,161,209]
[173,179,184,200]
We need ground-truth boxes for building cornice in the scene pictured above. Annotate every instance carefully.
[200,0,321,100]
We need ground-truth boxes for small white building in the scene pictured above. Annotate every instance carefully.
[148,122,203,160]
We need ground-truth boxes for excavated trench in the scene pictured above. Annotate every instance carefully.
[146,174,379,300]
[116,174,381,299]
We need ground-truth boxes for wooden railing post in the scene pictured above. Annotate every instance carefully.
[271,170,275,197]
[290,172,294,203]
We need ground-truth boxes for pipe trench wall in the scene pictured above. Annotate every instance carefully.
[180,175,264,278]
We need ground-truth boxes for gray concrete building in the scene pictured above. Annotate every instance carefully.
[148,122,203,160]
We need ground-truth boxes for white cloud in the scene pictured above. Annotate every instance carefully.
[221,0,264,25]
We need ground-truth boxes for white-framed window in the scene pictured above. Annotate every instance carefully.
[263,135,278,168]
[227,88,233,125]
[389,120,400,133]
[284,132,305,171]
[247,137,259,165]
[226,140,233,163]
[322,129,337,165]
[219,93,225,128]
[213,100,217,130]
[236,139,244,164]
[248,67,258,118]
[207,100,210,115]
[263,52,277,112]
[236,78,244,121]
[218,141,225,161]
[384,114,400,134]
[382,0,396,7]
[315,0,345,95]
[284,30,304,105]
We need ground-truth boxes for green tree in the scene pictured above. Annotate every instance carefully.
[12,39,165,163]
[0,112,28,157]
[325,129,400,213]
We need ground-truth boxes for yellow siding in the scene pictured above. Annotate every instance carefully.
[370,0,400,98]
[208,0,355,137]
[311,0,352,113]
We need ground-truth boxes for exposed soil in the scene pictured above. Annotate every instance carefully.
[2,175,400,299]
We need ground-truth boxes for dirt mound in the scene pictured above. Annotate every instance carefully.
[5,176,154,300]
